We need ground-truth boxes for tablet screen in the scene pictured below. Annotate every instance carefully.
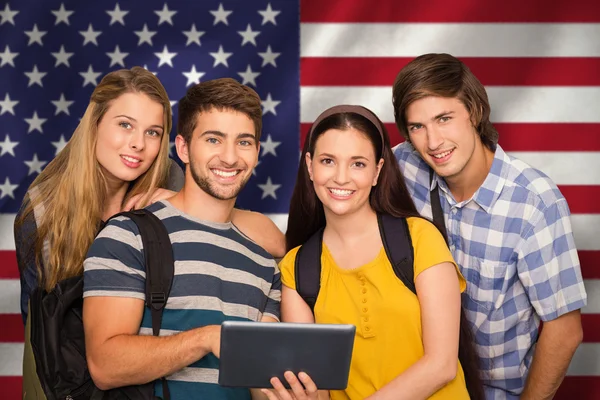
[218,321,355,390]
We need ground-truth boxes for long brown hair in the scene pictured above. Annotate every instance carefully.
[286,106,484,400]
[392,53,498,152]
[15,66,172,291]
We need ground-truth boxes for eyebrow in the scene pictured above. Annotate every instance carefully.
[200,130,256,141]
[114,114,164,130]
[407,110,455,125]
[319,152,370,161]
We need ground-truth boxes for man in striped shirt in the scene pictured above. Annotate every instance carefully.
[392,54,587,400]
[82,78,281,399]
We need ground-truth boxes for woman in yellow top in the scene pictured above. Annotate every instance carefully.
[262,105,483,400]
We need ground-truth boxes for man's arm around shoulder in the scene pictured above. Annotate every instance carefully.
[83,296,221,390]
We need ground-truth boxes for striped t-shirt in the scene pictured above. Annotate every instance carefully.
[83,200,282,399]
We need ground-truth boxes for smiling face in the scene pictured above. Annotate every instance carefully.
[178,108,259,200]
[95,92,164,185]
[405,95,484,183]
[306,127,383,218]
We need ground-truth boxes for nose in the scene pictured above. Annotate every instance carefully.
[219,141,239,166]
[333,164,350,185]
[427,125,444,151]
[129,130,145,152]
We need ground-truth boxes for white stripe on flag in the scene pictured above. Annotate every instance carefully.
[1,214,599,251]
[507,153,600,186]
[301,23,600,57]
[300,86,600,123]
[583,280,600,314]
[1,341,600,377]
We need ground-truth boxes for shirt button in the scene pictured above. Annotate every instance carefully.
[452,208,457,214]
[362,298,367,303]
[365,326,370,332]
[361,288,367,294]
[362,308,368,313]
[363,317,369,322]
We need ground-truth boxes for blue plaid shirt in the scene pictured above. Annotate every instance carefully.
[393,142,587,399]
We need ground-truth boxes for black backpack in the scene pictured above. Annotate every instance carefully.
[294,175,485,400]
[23,209,175,400]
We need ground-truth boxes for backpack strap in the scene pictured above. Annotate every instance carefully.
[294,228,324,313]
[377,213,416,295]
[111,209,174,400]
[429,169,448,240]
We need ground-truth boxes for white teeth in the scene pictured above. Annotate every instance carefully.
[329,188,353,196]
[212,169,238,177]
[122,156,140,163]
[433,149,453,159]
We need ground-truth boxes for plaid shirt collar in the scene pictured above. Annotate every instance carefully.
[428,144,510,214]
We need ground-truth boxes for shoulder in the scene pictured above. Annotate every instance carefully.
[280,246,301,268]
[405,216,443,242]
[502,149,566,211]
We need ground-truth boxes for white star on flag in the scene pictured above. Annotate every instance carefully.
[238,24,260,46]
[24,24,47,46]
[79,24,102,46]
[106,45,128,67]
[134,24,157,46]
[0,45,18,67]
[155,3,177,26]
[210,45,233,67]
[106,3,128,26]
[51,135,68,155]
[24,154,47,175]
[258,177,281,200]
[0,4,19,25]
[80,65,101,87]
[261,135,282,157]
[182,24,205,46]
[24,111,47,134]
[154,45,177,67]
[0,93,18,115]
[183,65,205,86]
[238,65,260,87]
[0,177,18,199]
[261,94,281,116]
[258,46,280,67]
[0,134,18,157]
[210,3,232,26]
[258,3,281,26]
[51,45,74,67]
[51,3,74,26]
[51,94,74,115]
[24,65,46,87]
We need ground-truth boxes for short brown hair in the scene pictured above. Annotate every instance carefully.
[177,77,262,144]
[392,53,498,151]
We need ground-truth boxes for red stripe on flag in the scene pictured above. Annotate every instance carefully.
[0,377,21,400]
[582,314,600,342]
[0,363,597,400]
[558,188,600,216]
[301,0,600,22]
[0,314,23,342]
[555,377,600,400]
[580,252,600,279]
[300,124,600,153]
[301,58,600,87]
[0,250,19,278]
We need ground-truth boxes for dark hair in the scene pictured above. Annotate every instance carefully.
[177,77,262,144]
[286,107,485,400]
[392,53,498,152]
[286,111,420,251]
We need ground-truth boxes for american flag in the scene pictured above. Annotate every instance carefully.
[0,0,598,398]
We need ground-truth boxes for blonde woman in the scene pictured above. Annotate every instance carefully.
[14,67,285,325]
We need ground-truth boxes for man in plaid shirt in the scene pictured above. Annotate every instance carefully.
[391,53,587,400]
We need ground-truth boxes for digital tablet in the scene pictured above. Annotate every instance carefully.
[218,321,355,390]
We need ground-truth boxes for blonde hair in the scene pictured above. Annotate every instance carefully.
[16,66,172,291]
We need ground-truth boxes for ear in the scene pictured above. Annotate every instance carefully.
[175,134,190,164]
[305,152,314,181]
[373,158,384,186]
